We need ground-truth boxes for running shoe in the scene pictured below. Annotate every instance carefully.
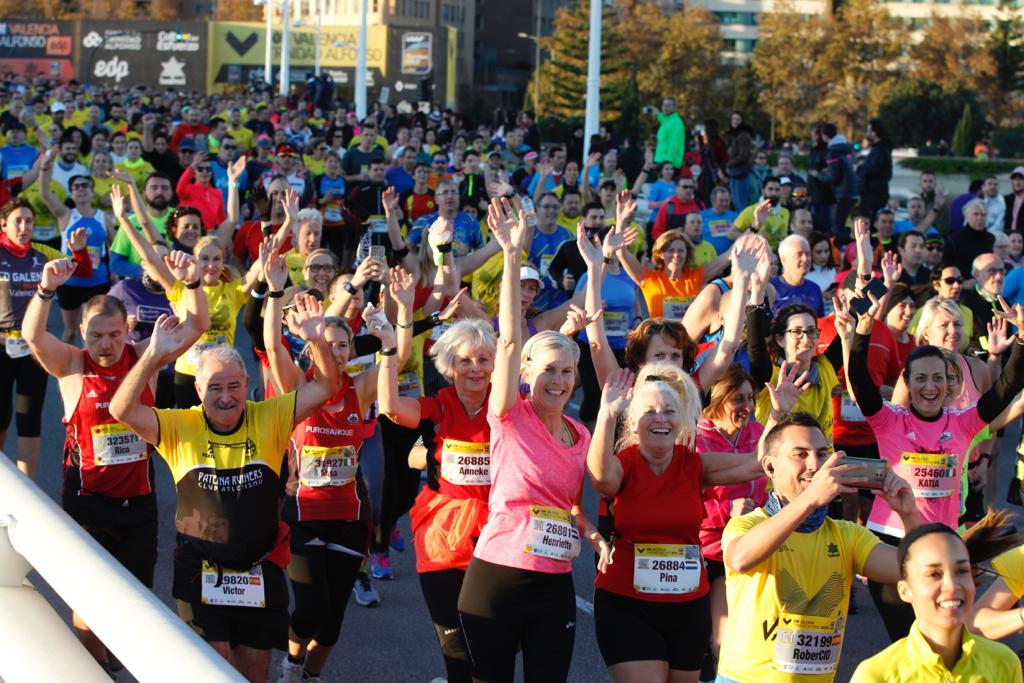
[278,656,304,683]
[390,527,406,553]
[371,550,394,580]
[354,571,381,607]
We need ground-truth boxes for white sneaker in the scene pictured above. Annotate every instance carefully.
[278,656,304,683]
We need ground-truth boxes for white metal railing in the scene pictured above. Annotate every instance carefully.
[0,452,245,683]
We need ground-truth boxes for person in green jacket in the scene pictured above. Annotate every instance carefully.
[655,97,686,170]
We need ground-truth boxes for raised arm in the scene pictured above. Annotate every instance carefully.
[291,296,343,425]
[724,453,855,573]
[152,250,210,353]
[977,301,1024,424]
[839,291,885,418]
[613,192,647,287]
[324,257,384,318]
[210,157,246,250]
[489,196,528,417]
[698,235,760,389]
[38,148,69,223]
[109,168,160,244]
[586,369,631,497]
[969,577,1024,640]
[110,315,194,445]
[580,222,620,387]
[23,259,81,377]
[109,184,177,291]
[262,242,305,395]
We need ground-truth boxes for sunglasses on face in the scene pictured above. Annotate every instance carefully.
[196,166,212,172]
[71,182,92,190]
[926,244,942,251]
[679,184,694,190]
[222,145,237,151]
[943,277,963,285]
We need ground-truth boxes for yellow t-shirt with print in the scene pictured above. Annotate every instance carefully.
[756,358,838,446]
[21,180,66,243]
[227,126,254,151]
[285,249,307,288]
[169,279,248,376]
[719,510,880,683]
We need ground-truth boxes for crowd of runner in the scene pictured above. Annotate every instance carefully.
[4,74,1024,682]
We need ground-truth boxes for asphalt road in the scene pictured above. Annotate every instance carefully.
[13,304,1024,682]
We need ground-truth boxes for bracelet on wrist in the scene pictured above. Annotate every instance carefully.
[436,242,453,254]
[342,282,358,295]
[250,289,266,300]
[185,280,202,290]
[36,286,55,301]
[430,311,441,325]
[603,256,613,265]
[267,289,285,299]
[381,347,398,357]
[397,321,414,329]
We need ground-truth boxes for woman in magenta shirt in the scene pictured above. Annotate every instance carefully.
[457,197,608,682]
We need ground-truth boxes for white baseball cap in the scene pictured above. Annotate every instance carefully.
[520,266,544,289]
[1011,166,1024,179]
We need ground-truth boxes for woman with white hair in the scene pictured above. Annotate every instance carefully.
[378,318,497,683]
[457,197,607,682]
[284,208,324,287]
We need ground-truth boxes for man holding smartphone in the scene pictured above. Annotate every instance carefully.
[718,413,918,683]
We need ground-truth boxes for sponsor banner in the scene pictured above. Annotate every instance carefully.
[400,32,431,75]
[0,20,75,80]
[207,22,387,92]
[77,21,207,89]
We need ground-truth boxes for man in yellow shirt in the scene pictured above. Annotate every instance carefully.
[719,412,919,683]
[226,108,254,152]
[110,299,341,683]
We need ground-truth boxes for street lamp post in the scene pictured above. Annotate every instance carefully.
[517,0,542,114]
[582,0,600,162]
[264,0,273,84]
[355,0,368,119]
[279,0,291,96]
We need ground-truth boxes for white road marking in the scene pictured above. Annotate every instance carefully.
[575,594,593,615]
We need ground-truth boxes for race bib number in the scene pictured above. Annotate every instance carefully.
[91,423,147,466]
[604,311,628,338]
[662,296,691,321]
[299,444,358,487]
[200,561,266,608]
[4,331,30,359]
[368,217,387,234]
[185,335,227,366]
[773,613,843,675]
[900,451,958,499]
[33,223,57,241]
[524,505,580,561]
[708,220,731,237]
[839,394,864,422]
[632,543,702,594]
[398,371,421,399]
[440,439,490,486]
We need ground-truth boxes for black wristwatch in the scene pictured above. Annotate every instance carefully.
[268,290,285,299]
[343,282,358,295]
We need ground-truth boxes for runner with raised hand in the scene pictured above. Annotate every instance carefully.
[110,295,341,683]
[262,241,397,682]
[22,250,208,675]
[457,196,608,681]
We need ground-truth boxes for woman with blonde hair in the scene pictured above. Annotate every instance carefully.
[378,318,497,683]
[457,197,606,681]
[586,364,774,683]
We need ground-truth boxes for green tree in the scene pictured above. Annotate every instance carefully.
[216,0,262,21]
[986,0,1024,126]
[538,0,632,127]
[951,104,974,156]
[877,80,983,148]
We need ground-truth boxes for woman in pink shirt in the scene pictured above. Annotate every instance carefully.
[457,197,608,682]
[837,292,1024,642]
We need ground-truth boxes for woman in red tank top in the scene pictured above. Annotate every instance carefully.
[378,317,496,683]
[262,248,394,682]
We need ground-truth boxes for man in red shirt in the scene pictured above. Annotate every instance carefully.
[175,152,225,233]
[652,175,704,240]
[169,107,211,153]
